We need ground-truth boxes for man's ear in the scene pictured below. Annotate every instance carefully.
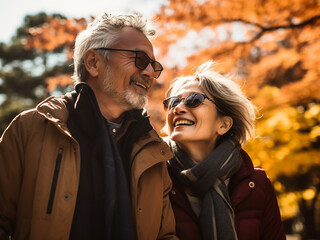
[83,49,101,78]
[217,116,233,135]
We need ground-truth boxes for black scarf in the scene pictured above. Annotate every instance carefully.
[117,109,152,183]
[167,139,242,240]
[67,83,135,240]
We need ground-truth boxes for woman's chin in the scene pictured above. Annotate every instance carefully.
[170,132,188,145]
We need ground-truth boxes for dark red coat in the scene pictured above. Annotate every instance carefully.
[168,150,286,240]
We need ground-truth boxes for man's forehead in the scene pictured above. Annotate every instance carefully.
[113,28,154,55]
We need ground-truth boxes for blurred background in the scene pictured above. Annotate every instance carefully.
[1,0,319,239]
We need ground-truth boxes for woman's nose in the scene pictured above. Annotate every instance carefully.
[173,101,187,114]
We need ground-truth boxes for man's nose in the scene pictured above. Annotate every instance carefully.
[140,63,156,79]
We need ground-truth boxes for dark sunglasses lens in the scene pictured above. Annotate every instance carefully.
[135,52,149,70]
[152,62,163,78]
[169,97,181,109]
[185,94,204,108]
[136,51,162,78]
[154,71,161,79]
[151,61,163,71]
[163,97,179,110]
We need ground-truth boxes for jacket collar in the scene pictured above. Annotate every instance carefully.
[131,130,173,178]
[36,95,69,125]
[231,149,255,184]
[228,149,255,206]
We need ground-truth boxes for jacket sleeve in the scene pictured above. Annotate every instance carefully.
[157,162,179,240]
[260,173,286,240]
[0,114,25,240]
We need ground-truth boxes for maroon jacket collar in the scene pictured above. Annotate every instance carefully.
[229,149,255,207]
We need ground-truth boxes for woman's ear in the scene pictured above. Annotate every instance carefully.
[217,116,233,135]
[83,49,101,78]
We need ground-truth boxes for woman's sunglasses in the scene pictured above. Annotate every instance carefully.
[163,93,218,111]
[94,48,163,79]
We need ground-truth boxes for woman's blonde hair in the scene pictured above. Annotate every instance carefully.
[165,60,257,145]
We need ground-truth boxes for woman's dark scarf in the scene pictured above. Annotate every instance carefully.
[66,83,135,240]
[167,139,242,240]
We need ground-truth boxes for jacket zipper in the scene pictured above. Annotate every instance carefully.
[47,148,63,214]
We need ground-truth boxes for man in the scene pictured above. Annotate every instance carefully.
[0,13,177,240]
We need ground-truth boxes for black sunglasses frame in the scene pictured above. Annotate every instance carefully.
[94,48,163,79]
[163,93,223,113]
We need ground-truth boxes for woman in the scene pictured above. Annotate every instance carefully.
[162,61,286,240]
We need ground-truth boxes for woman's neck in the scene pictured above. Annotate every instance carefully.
[178,141,216,163]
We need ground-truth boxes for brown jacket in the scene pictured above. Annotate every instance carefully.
[0,95,178,240]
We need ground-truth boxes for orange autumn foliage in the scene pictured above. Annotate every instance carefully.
[26,17,88,60]
[150,0,320,129]
[46,74,74,92]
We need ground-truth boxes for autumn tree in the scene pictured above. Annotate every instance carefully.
[0,12,76,133]
[152,0,320,237]
[24,14,88,92]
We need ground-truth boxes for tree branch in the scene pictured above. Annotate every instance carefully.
[230,15,320,43]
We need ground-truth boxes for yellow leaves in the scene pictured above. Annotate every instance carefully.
[273,181,284,192]
[305,104,320,141]
[302,188,316,201]
[265,108,295,131]
[305,104,320,119]
[244,101,320,182]
[252,86,280,109]
[310,126,320,140]
[275,147,290,161]
[279,188,318,219]
[278,192,299,219]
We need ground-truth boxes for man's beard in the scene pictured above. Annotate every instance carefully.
[102,66,148,110]
[123,87,148,109]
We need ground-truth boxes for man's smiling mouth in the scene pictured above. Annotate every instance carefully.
[134,81,148,89]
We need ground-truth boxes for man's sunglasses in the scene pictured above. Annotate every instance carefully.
[163,93,219,112]
[94,48,163,79]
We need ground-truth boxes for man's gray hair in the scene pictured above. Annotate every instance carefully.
[73,13,156,83]
[165,60,257,145]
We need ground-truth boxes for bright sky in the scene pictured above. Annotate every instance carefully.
[0,0,165,43]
